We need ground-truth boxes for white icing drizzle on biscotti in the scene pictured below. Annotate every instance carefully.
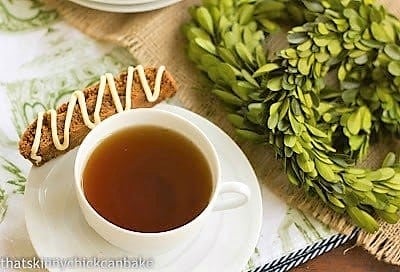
[30,65,166,164]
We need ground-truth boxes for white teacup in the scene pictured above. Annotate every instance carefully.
[74,108,251,254]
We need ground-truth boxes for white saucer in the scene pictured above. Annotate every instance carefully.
[25,104,263,272]
[68,0,181,13]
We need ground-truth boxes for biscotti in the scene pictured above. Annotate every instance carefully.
[19,65,178,166]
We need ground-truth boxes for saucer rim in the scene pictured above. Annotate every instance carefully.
[67,0,182,13]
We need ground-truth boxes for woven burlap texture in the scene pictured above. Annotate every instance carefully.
[42,0,400,265]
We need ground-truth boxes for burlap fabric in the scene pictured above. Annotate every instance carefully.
[41,0,400,265]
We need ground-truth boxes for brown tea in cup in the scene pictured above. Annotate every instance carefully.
[82,125,213,233]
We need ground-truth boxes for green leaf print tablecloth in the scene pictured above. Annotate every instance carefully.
[0,1,355,271]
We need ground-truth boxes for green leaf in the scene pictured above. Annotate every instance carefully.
[296,153,314,173]
[279,99,290,121]
[313,36,330,47]
[212,89,243,106]
[284,135,297,148]
[315,159,337,182]
[195,38,217,55]
[360,38,382,49]
[200,53,220,68]
[235,43,255,65]
[346,167,366,175]
[258,18,280,33]
[218,15,230,32]
[232,81,252,100]
[253,63,280,77]
[327,39,342,56]
[328,195,345,208]
[289,110,303,135]
[255,45,267,67]
[371,22,392,43]
[384,44,400,61]
[313,184,328,203]
[315,51,330,63]
[186,27,211,41]
[317,23,329,35]
[347,207,379,233]
[269,101,282,115]
[287,32,308,44]
[236,129,264,142]
[302,0,324,12]
[360,106,372,132]
[332,18,349,32]
[342,89,358,104]
[347,110,362,135]
[349,135,365,151]
[305,124,327,137]
[382,182,400,191]
[241,69,260,87]
[368,168,395,181]
[377,168,396,180]
[298,57,311,75]
[223,32,238,49]
[388,61,400,76]
[297,40,312,51]
[338,65,347,81]
[268,112,279,130]
[218,47,240,67]
[382,152,396,168]
[266,76,283,91]
[369,7,383,22]
[349,14,365,31]
[287,168,300,185]
[248,103,264,118]
[239,4,255,25]
[227,114,245,128]
[355,54,368,65]
[196,7,214,35]
[255,0,285,13]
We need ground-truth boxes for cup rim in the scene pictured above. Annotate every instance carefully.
[74,108,222,237]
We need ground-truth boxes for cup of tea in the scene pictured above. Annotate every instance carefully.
[74,107,251,254]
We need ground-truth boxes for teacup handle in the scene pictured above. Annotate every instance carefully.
[213,182,251,211]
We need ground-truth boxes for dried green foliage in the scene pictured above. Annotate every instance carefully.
[184,0,400,232]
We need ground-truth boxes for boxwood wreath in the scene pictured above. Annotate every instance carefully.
[184,0,400,232]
